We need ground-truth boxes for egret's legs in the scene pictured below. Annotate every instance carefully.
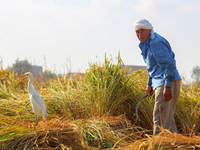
[35,114,39,126]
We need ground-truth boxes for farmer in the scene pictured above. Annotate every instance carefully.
[134,19,181,135]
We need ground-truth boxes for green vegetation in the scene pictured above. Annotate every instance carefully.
[1,55,200,149]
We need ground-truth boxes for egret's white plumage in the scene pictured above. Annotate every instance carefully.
[20,72,47,126]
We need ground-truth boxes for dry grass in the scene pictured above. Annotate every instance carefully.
[2,115,200,150]
[1,56,200,149]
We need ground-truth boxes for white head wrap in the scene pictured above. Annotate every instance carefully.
[134,19,155,39]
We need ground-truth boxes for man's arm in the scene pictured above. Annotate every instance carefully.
[151,41,175,101]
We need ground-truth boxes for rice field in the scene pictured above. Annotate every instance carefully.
[1,56,200,149]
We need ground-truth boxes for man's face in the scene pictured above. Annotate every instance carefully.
[136,29,151,43]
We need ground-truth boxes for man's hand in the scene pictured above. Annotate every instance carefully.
[163,87,172,101]
[146,85,154,96]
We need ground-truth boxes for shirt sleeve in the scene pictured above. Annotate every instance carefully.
[150,41,175,88]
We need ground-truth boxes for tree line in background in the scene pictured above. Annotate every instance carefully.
[191,66,200,83]
[7,59,57,81]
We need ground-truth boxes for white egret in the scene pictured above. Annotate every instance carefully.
[20,72,47,126]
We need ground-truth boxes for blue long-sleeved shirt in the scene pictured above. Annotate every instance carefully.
[139,32,181,90]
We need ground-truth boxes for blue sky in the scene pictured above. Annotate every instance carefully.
[1,0,200,81]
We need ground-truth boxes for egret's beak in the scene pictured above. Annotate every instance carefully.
[19,74,27,77]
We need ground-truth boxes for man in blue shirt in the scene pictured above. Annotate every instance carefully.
[134,19,181,135]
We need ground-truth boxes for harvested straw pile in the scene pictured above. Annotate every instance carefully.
[1,114,200,150]
[0,115,143,149]
[1,119,84,150]
[117,128,200,150]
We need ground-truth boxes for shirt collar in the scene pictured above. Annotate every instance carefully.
[139,34,151,49]
[146,35,151,46]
